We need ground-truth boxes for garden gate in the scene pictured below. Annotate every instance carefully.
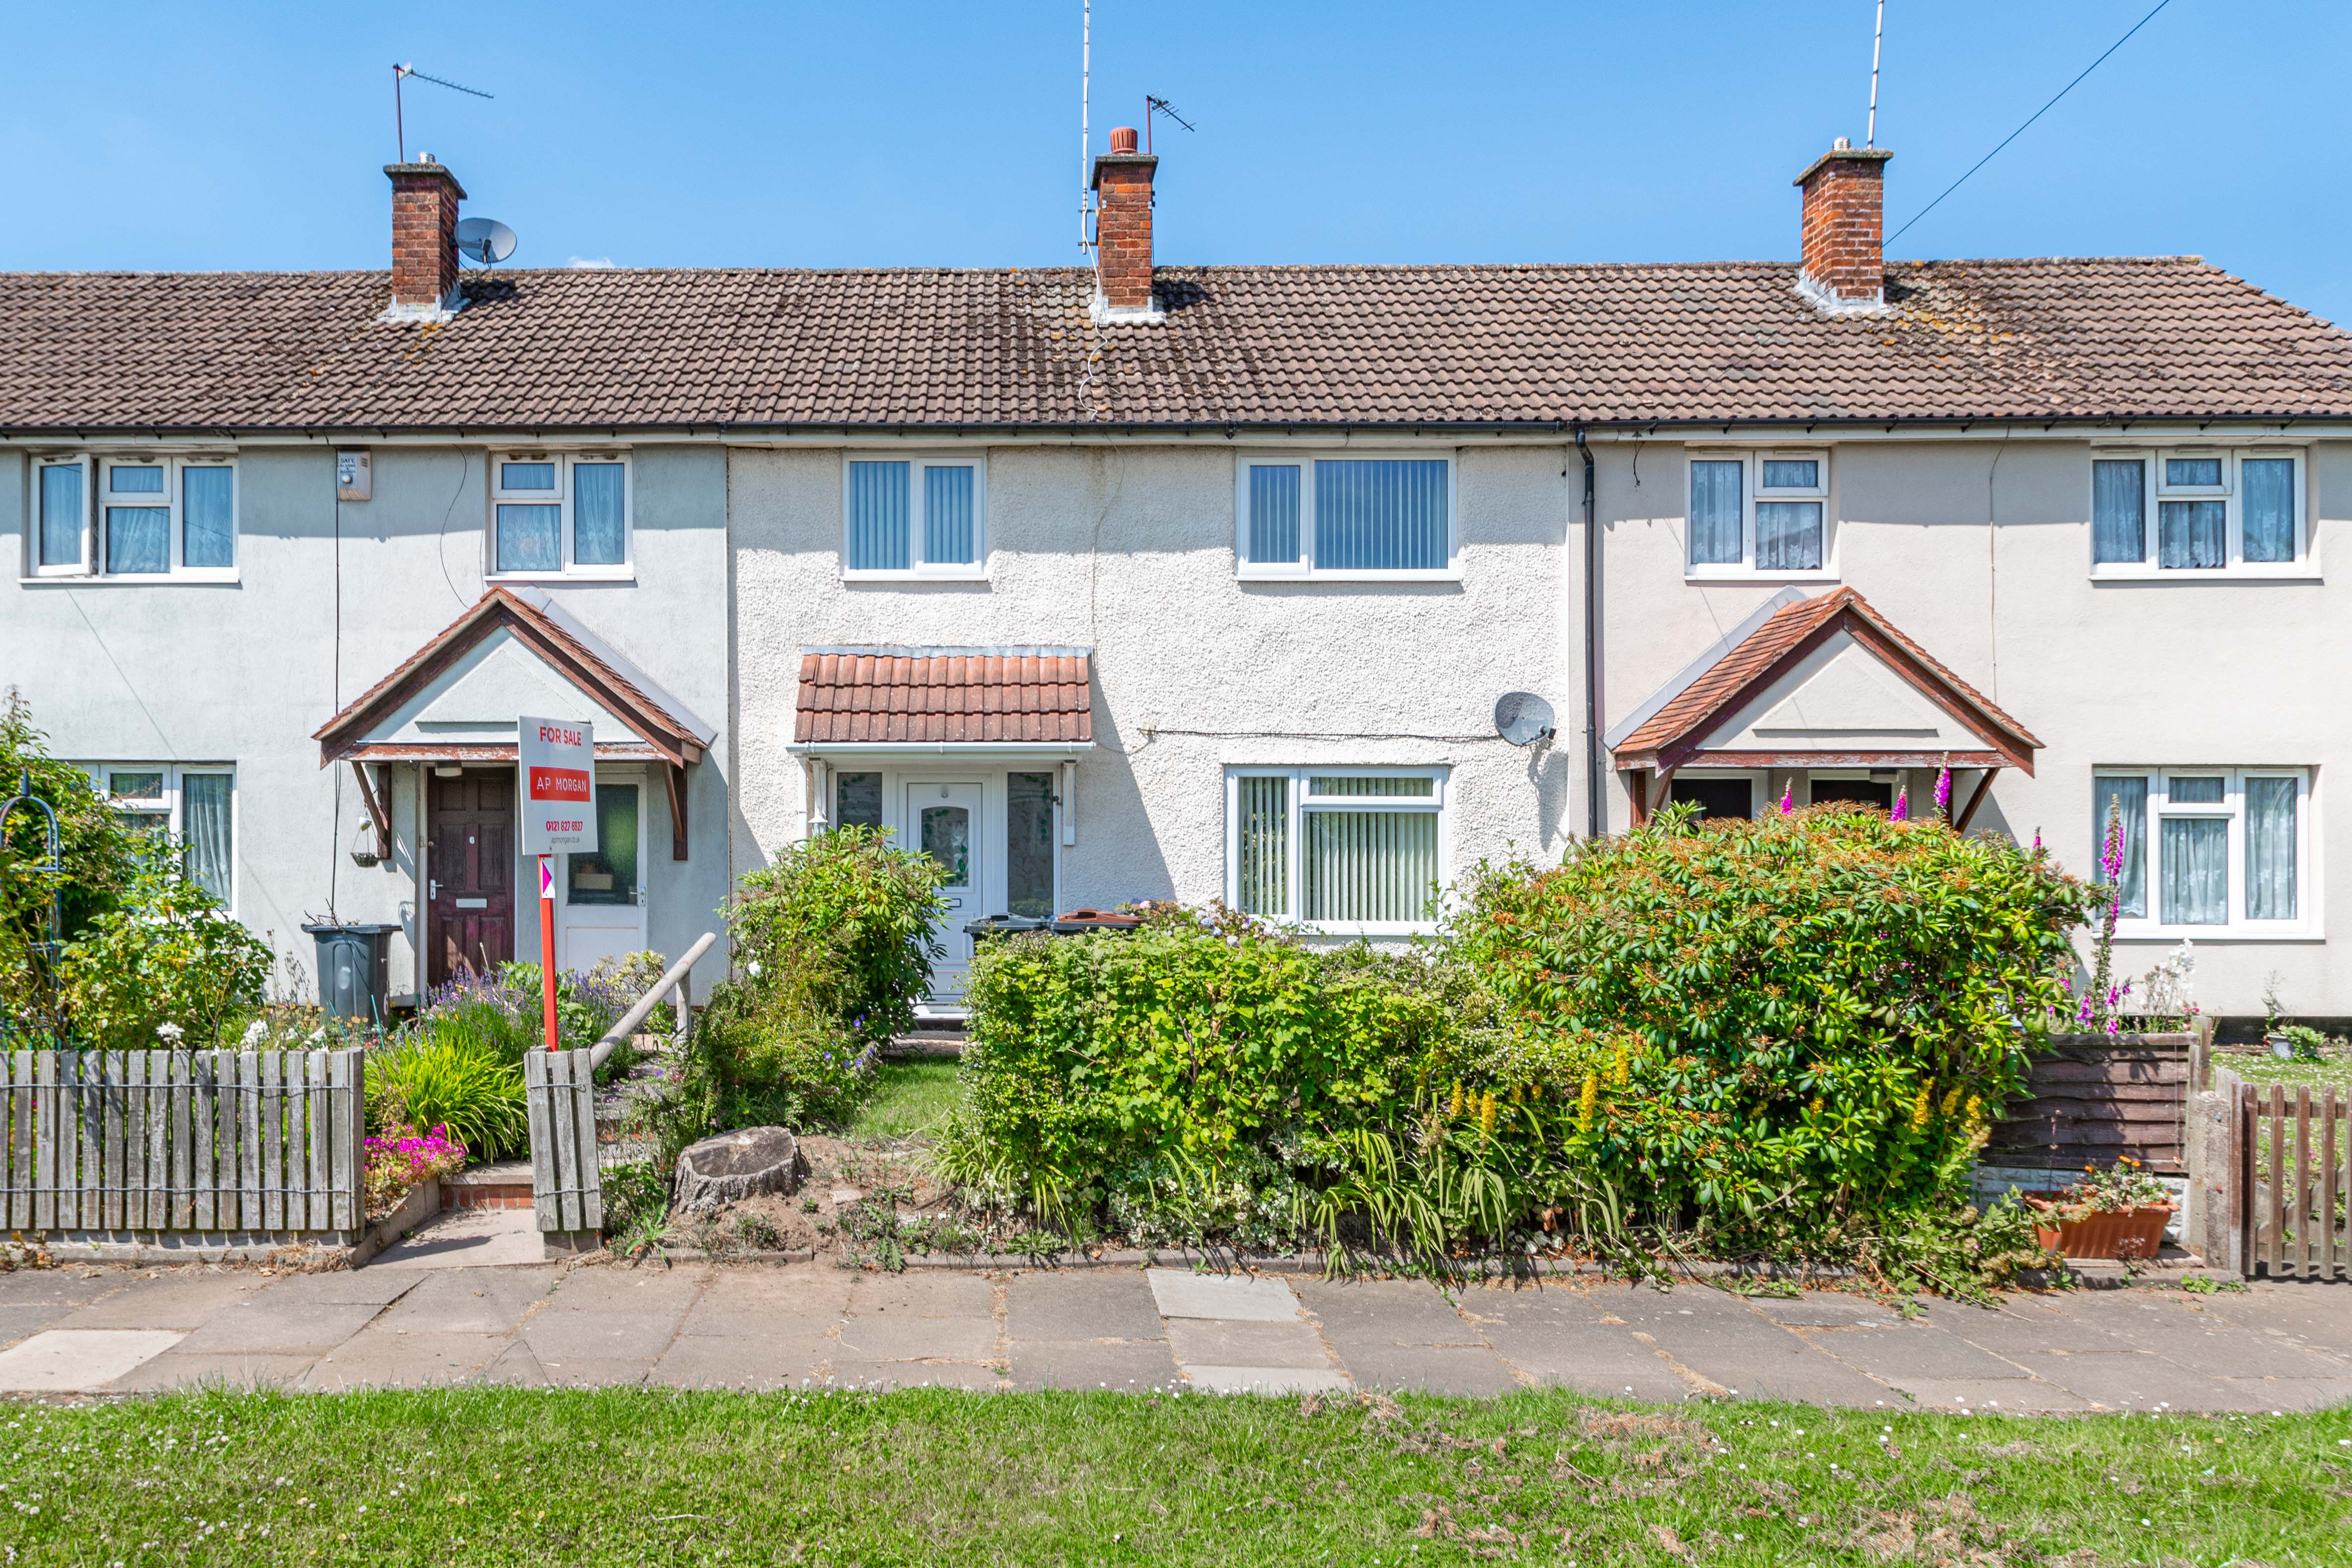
[0,1048,366,1255]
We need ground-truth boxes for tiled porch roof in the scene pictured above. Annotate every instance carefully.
[794,647,1094,746]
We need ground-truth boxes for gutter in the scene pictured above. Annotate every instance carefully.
[1577,426,1602,839]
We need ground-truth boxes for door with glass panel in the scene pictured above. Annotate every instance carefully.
[905,782,985,999]
[560,776,647,974]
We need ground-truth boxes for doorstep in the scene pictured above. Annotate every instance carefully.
[442,1159,534,1210]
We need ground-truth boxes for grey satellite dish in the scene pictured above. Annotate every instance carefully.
[1494,691,1556,747]
[454,217,517,265]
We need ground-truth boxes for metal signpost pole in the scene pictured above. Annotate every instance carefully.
[518,714,598,1054]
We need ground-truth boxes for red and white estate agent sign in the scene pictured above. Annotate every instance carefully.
[518,715,596,1049]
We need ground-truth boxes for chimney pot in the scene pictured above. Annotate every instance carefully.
[1792,143,1892,314]
[1109,125,1139,154]
[382,159,468,319]
[1090,133,1160,321]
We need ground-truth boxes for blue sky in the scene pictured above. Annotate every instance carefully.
[4,1,2347,321]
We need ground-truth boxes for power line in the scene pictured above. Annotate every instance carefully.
[1887,0,2173,245]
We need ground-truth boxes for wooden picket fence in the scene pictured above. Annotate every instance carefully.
[0,1049,365,1237]
[2242,1081,2351,1280]
[522,1048,602,1238]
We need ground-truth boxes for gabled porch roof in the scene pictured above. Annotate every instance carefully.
[1609,586,2041,778]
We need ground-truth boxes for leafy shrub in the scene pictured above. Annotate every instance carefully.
[646,979,874,1167]
[53,864,275,1051]
[365,1038,528,1160]
[585,949,675,1037]
[362,1124,467,1218]
[1450,803,2089,1248]
[425,962,629,1059]
[730,826,947,1050]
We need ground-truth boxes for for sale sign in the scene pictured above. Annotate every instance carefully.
[519,714,598,856]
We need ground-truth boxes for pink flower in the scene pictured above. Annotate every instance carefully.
[1891,785,1910,822]
[1779,784,1793,816]
[1934,767,1952,815]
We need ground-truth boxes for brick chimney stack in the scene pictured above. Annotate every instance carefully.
[1794,140,1893,314]
[1090,126,1161,322]
[383,156,467,321]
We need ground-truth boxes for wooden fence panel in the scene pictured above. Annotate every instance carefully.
[0,1050,363,1239]
[524,1049,602,1237]
[2240,1081,2350,1281]
[1986,1035,2193,1174]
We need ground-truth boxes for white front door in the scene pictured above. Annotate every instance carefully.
[559,775,647,974]
[907,781,985,1000]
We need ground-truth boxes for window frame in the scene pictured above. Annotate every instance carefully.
[1233,451,1460,582]
[1684,448,1835,581]
[2087,448,2310,579]
[838,453,990,581]
[2094,766,2314,940]
[1223,765,1450,936]
[24,454,238,583]
[487,451,635,582]
[84,762,239,912]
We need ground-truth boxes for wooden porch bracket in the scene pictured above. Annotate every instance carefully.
[666,763,690,861]
[1953,767,1999,832]
[349,761,392,859]
[1627,768,1651,828]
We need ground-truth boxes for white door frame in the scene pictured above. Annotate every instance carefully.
[556,764,650,972]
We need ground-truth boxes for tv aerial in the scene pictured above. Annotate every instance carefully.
[392,62,493,164]
[1493,692,1557,747]
[1144,94,1195,155]
[455,217,518,266]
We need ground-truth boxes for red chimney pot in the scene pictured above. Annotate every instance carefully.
[1109,125,1139,154]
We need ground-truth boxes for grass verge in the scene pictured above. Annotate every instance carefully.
[848,1058,963,1141]
[4,1386,2347,1565]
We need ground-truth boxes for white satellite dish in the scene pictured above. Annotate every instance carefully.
[1494,691,1556,747]
[455,217,517,265]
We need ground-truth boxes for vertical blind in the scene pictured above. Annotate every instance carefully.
[1303,809,1436,924]
[2242,458,2295,563]
[1236,776,1289,917]
[1313,460,1447,570]
[2092,775,2148,918]
[182,774,232,906]
[181,467,234,569]
[573,463,627,565]
[848,461,911,571]
[1248,466,1301,564]
[38,464,83,567]
[925,465,976,565]
[1688,460,1743,565]
[2092,459,2146,564]
[2245,776,2297,920]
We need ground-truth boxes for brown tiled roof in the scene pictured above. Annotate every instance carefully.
[313,586,711,767]
[795,649,1093,746]
[1613,586,2041,771]
[3,258,2349,432]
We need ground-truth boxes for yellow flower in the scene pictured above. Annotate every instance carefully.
[1808,1096,1825,1116]
[1578,1072,1599,1129]
[1964,1094,1984,1127]
[1510,1083,1524,1106]
[1479,1092,1498,1136]
[1610,1040,1632,1087]
[1910,1084,1932,1131]
[1447,1080,1465,1120]
[1940,1085,1964,1118]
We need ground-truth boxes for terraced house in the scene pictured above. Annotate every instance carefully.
[6,135,2352,1020]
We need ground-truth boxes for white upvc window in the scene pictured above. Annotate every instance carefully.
[489,452,632,579]
[1226,767,1448,934]
[86,763,238,910]
[2089,448,2307,577]
[2092,768,2311,938]
[26,455,236,581]
[841,455,988,579]
[1686,449,1832,578]
[1235,454,1457,580]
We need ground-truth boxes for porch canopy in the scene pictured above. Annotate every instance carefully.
[1607,586,2040,829]
[313,587,715,859]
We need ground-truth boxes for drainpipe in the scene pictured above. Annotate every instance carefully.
[1576,427,1603,838]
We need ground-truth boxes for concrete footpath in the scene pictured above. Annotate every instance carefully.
[1,1258,2349,1411]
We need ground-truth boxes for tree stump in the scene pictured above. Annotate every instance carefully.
[673,1127,801,1212]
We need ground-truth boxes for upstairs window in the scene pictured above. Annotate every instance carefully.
[1687,450,1830,576]
[1237,456,1454,578]
[26,456,235,580]
[842,457,986,578]
[2091,450,2303,575]
[1228,768,1446,933]
[491,453,631,578]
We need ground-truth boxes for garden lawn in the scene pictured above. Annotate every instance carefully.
[5,1387,2347,1566]
[2228,1050,2352,1096]
[848,1058,963,1140]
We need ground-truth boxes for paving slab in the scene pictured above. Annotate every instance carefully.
[1006,1270,1165,1342]
[682,1269,855,1338]
[2187,1292,2352,1354]
[373,1266,560,1334]
[2006,1351,2195,1408]
[1165,1318,1335,1370]
[53,1273,261,1330]
[848,1270,996,1318]
[2208,1377,2352,1413]
[303,1330,511,1391]
[1798,1324,2032,1382]
[370,1207,547,1269]
[1892,1377,2093,1413]
[1457,1282,1625,1329]
[0,1329,185,1392]
[110,1351,316,1393]
[173,1300,389,1357]
[1926,1302,2136,1358]
[1184,1364,1352,1395]
[1293,1279,1477,1344]
[1146,1268,1299,1322]
[1616,1305,1896,1404]
[1007,1338,1182,1393]
[252,1270,424,1308]
[838,1310,998,1363]
[829,1359,1006,1391]
[0,1304,77,1350]
[650,1333,838,1390]
[0,1271,131,1310]
[1338,1343,1522,1395]
[1750,1293,1907,1329]
[2130,1322,2352,1379]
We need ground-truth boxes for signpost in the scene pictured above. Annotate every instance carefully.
[518,715,597,1052]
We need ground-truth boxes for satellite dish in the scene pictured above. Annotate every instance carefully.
[1493,691,1556,747]
[454,217,517,265]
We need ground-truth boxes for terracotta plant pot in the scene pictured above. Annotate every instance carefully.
[2026,1199,2174,1261]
